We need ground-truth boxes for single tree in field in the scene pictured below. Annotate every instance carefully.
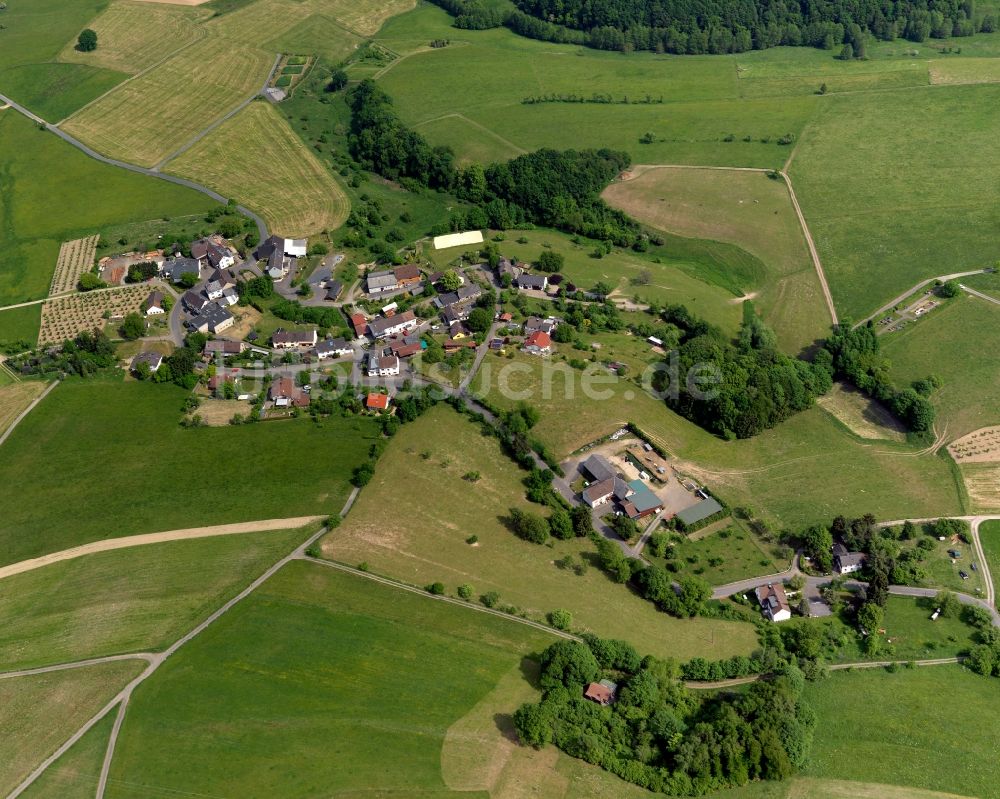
[120,312,145,340]
[77,28,98,52]
[838,42,854,60]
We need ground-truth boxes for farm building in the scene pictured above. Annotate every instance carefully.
[325,280,344,301]
[581,454,616,484]
[621,479,663,520]
[675,497,724,528]
[203,339,245,358]
[393,264,422,287]
[366,270,399,295]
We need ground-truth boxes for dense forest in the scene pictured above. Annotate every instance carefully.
[513,637,814,794]
[430,0,994,54]
[653,305,832,439]
[346,80,638,244]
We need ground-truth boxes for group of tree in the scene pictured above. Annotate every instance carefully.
[346,80,639,245]
[430,0,995,56]
[513,637,814,794]
[656,304,832,439]
[270,298,345,333]
[821,323,935,433]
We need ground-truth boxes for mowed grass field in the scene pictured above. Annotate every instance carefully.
[802,666,1000,798]
[883,293,1000,440]
[18,713,116,799]
[322,405,758,661]
[0,381,46,438]
[57,1,211,75]
[603,166,830,352]
[0,527,310,670]
[790,84,1000,320]
[0,112,216,312]
[105,560,554,798]
[62,36,274,167]
[1,660,145,797]
[167,102,350,237]
[472,352,963,527]
[0,378,378,565]
[978,520,1000,606]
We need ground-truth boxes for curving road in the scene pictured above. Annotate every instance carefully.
[854,269,989,328]
[0,92,269,244]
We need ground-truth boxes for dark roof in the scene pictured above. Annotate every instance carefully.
[315,337,352,356]
[204,339,243,355]
[675,497,724,526]
[187,302,232,332]
[367,310,416,338]
[393,264,421,282]
[581,454,615,484]
[142,290,164,311]
[272,329,317,346]
[182,290,207,310]
[517,274,548,290]
[163,257,200,280]
[325,280,343,300]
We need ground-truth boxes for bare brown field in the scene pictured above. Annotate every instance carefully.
[62,37,273,167]
[956,462,1000,511]
[166,102,349,237]
[603,166,828,352]
[49,236,99,296]
[191,398,253,426]
[39,286,147,345]
[58,1,209,75]
[817,381,907,442]
[0,382,46,437]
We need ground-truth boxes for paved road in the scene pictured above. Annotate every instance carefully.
[0,92,269,244]
[854,269,988,328]
[0,515,325,581]
[0,380,58,448]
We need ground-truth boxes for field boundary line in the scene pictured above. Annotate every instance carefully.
[155,52,282,171]
[56,33,209,127]
[685,657,961,689]
[779,170,838,325]
[0,515,325,581]
[413,112,527,155]
[0,653,155,681]
[0,380,57,448]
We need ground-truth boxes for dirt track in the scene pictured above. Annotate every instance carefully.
[0,516,325,581]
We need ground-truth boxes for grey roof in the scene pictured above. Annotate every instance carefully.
[582,478,615,504]
[581,454,615,484]
[676,497,724,526]
[163,257,200,281]
[366,270,398,291]
[367,310,416,338]
[187,302,233,332]
[836,552,866,568]
[131,351,162,370]
[315,337,352,356]
[517,274,548,290]
[325,280,343,300]
[182,290,208,311]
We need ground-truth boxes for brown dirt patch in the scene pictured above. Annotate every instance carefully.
[225,306,262,340]
[191,399,253,426]
[948,425,1000,463]
[0,382,46,437]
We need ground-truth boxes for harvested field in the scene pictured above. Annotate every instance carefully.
[929,58,1000,85]
[49,236,99,296]
[265,14,363,63]
[317,0,416,36]
[191,398,253,425]
[58,1,209,75]
[62,37,273,167]
[0,382,47,438]
[167,102,349,237]
[206,0,313,41]
[817,382,907,442]
[39,285,147,345]
[948,425,1000,463]
[956,462,1000,511]
[130,0,210,4]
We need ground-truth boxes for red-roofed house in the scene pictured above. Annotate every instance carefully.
[366,392,390,411]
[350,313,368,338]
[523,330,552,356]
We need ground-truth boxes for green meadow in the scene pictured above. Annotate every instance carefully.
[19,712,116,799]
[0,527,311,670]
[106,561,555,798]
[0,112,216,316]
[0,377,377,565]
[0,0,127,120]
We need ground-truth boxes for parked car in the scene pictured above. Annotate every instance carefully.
[959,570,970,580]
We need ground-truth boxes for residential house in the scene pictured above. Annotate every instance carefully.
[162,257,200,284]
[315,338,353,359]
[203,339,246,358]
[366,392,390,411]
[584,680,618,706]
[182,290,209,313]
[255,235,307,260]
[756,583,792,623]
[205,279,227,301]
[523,330,552,355]
[268,376,309,408]
[350,312,368,338]
[833,542,866,575]
[325,280,344,301]
[442,304,470,327]
[130,351,163,374]
[191,238,236,270]
[393,264,422,287]
[142,291,165,316]
[498,312,513,324]
[186,302,234,335]
[523,316,558,335]
[515,273,548,291]
[582,478,616,508]
[366,270,399,295]
[435,284,482,309]
[219,286,239,307]
[271,329,318,349]
[497,257,523,282]
[366,353,400,377]
[266,248,291,281]
[367,310,417,340]
[443,338,476,353]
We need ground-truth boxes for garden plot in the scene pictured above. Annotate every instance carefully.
[38,285,147,345]
[49,235,99,296]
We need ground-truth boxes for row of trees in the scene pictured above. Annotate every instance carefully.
[513,637,814,794]
[821,323,935,433]
[658,304,832,439]
[345,80,639,245]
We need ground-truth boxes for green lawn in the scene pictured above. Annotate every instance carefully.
[791,85,1000,321]
[106,560,555,798]
[0,527,311,670]
[883,293,1000,440]
[1,660,145,797]
[654,523,789,587]
[0,377,378,565]
[802,665,1000,798]
[323,404,759,661]
[0,113,217,307]
[979,520,1000,608]
[19,712,115,799]
[0,304,43,348]
[0,0,128,119]
[472,352,964,528]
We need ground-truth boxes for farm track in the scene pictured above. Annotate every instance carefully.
[0,380,57,448]
[0,92,270,244]
[854,269,989,328]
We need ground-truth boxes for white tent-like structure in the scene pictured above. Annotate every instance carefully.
[433,230,484,250]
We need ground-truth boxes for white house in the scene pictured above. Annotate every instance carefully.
[755,584,791,622]
[367,353,400,377]
[367,310,417,340]
[284,238,308,258]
